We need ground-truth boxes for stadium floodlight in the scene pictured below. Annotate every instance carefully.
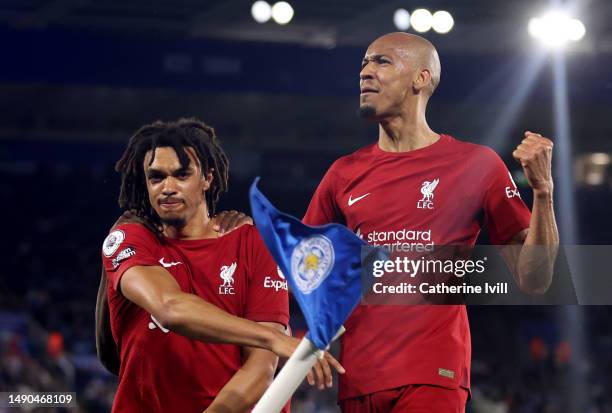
[410,9,433,33]
[272,1,294,25]
[567,18,586,41]
[528,10,586,48]
[251,1,272,23]
[432,11,454,34]
[394,9,411,31]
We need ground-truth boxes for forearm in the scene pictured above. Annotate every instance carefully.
[205,353,276,413]
[517,190,559,293]
[205,323,284,413]
[160,292,280,351]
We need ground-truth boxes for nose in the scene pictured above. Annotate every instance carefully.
[360,62,374,82]
[161,177,178,196]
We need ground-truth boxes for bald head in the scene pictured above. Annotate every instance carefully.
[368,32,441,96]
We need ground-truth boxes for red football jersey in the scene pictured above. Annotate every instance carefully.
[101,224,289,412]
[303,134,531,400]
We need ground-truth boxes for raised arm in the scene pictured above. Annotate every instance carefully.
[501,131,559,294]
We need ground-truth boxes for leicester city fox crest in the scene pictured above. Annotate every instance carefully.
[291,235,335,294]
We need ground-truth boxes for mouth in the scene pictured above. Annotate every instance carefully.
[159,199,184,210]
[360,87,378,95]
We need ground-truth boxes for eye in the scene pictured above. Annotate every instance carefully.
[177,171,191,179]
[148,175,163,184]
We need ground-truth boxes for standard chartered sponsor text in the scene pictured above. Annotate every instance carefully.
[367,228,434,252]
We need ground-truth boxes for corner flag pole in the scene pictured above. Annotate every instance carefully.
[252,326,345,413]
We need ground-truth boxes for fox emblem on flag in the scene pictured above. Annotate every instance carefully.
[292,235,335,294]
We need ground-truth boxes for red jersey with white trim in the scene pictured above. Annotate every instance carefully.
[303,134,531,400]
[101,224,289,412]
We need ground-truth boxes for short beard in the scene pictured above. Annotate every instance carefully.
[356,105,376,119]
[160,216,187,228]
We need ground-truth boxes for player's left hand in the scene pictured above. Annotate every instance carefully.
[212,210,253,234]
[306,351,345,390]
[512,131,554,195]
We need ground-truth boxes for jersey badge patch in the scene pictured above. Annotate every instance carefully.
[103,230,125,257]
[219,262,237,295]
[417,178,440,210]
[291,235,335,294]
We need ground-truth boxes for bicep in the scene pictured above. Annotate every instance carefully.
[119,265,182,316]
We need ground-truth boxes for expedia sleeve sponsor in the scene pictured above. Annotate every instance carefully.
[483,155,531,245]
[263,267,289,292]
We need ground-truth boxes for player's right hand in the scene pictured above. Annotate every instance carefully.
[307,351,345,390]
[272,332,345,389]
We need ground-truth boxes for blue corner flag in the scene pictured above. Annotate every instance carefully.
[249,178,366,350]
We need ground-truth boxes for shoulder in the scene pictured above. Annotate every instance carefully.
[102,223,159,257]
[218,224,255,245]
[110,222,159,239]
[443,134,504,167]
[326,143,377,176]
[239,224,264,245]
[222,225,270,261]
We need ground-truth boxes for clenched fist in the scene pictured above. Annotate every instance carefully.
[512,131,554,195]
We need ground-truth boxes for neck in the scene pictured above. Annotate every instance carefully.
[162,204,217,240]
[377,98,439,152]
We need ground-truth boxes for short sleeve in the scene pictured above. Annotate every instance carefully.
[482,150,531,245]
[303,162,345,225]
[244,227,289,327]
[101,223,160,291]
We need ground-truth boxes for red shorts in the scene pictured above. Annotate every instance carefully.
[339,385,468,413]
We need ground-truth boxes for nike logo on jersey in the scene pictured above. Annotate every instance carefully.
[148,314,169,333]
[348,193,370,206]
[159,257,182,268]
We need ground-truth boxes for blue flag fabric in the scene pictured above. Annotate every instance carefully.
[249,178,366,350]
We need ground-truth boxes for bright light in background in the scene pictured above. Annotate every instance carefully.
[590,153,611,165]
[576,153,611,186]
[410,9,433,33]
[528,10,585,48]
[393,9,411,31]
[567,18,586,41]
[251,1,272,23]
[432,10,454,34]
[271,1,294,25]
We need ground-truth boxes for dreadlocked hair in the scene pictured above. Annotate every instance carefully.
[115,118,229,231]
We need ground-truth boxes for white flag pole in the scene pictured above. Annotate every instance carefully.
[252,326,345,413]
